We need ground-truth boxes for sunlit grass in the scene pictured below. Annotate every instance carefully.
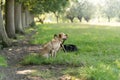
[21,52,82,66]
[30,69,57,80]
[22,23,120,79]
[63,63,119,80]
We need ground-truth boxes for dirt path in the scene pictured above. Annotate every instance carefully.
[0,65,67,80]
[0,30,43,80]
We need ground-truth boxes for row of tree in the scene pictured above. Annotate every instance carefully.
[0,0,69,47]
[1,0,119,47]
[66,0,120,23]
[66,0,94,22]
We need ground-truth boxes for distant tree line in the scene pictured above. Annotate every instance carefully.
[65,0,120,23]
[0,0,119,47]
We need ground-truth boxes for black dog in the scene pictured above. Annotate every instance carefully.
[62,44,78,52]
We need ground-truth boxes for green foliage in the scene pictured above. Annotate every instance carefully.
[66,5,77,22]
[30,0,69,15]
[22,23,120,79]
[66,0,95,22]
[103,0,116,20]
[102,0,120,22]
[20,0,38,10]
[0,55,7,67]
[21,54,45,65]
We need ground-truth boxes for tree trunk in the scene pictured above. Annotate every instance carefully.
[108,16,110,22]
[70,19,73,23]
[22,11,26,28]
[84,17,90,22]
[54,12,59,23]
[70,17,74,23]
[5,0,16,39]
[29,13,35,27]
[14,3,24,34]
[30,14,35,24]
[0,7,11,47]
[56,16,59,23]
[25,9,30,27]
[37,16,44,24]
[77,16,82,22]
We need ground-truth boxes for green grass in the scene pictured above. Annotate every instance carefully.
[21,53,82,66]
[30,69,58,80]
[22,23,120,80]
[0,55,7,67]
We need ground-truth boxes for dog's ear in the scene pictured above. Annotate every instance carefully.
[59,33,62,38]
[54,34,58,38]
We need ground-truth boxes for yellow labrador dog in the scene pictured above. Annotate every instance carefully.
[39,32,68,58]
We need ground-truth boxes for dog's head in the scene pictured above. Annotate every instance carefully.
[54,32,68,40]
[58,32,68,40]
[54,32,68,42]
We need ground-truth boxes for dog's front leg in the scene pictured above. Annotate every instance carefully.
[53,50,57,57]
[61,44,66,52]
[52,50,57,57]
[60,44,66,53]
[51,50,55,57]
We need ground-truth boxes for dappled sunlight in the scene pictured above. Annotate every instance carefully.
[21,23,120,79]
[62,62,120,80]
[39,23,120,31]
[42,26,53,30]
[89,22,120,27]
[59,74,80,80]
[2,0,120,79]
[114,60,120,68]
[16,69,36,75]
[86,63,119,79]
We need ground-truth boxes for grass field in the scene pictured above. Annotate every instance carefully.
[22,23,120,80]
[0,55,7,67]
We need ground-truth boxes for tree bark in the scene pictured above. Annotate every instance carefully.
[69,17,74,23]
[29,13,34,26]
[77,16,82,22]
[108,16,110,22]
[22,11,26,28]
[70,19,73,23]
[56,15,59,23]
[14,3,24,34]
[5,0,16,39]
[54,12,59,23]
[29,14,35,27]
[30,14,34,24]
[25,9,30,27]
[0,7,11,47]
